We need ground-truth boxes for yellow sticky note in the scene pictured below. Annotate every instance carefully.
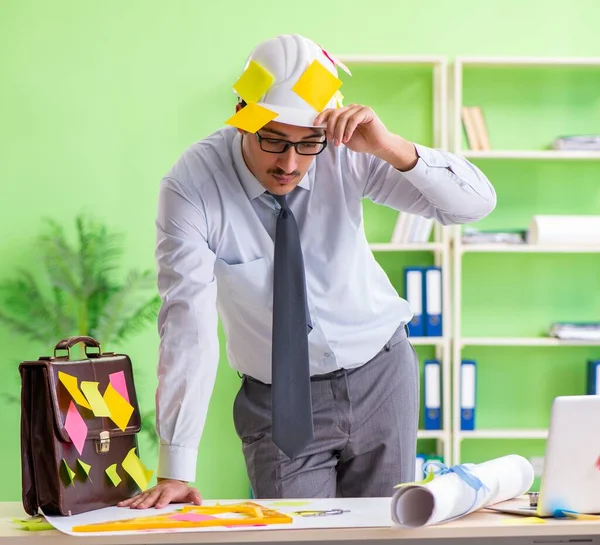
[80,381,111,417]
[62,459,76,487]
[12,517,54,531]
[292,59,342,112]
[122,448,153,491]
[103,383,134,431]
[394,468,435,489]
[233,60,274,103]
[105,463,122,487]
[77,459,92,481]
[225,103,278,134]
[58,371,92,410]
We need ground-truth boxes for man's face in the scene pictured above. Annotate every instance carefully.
[239,117,326,196]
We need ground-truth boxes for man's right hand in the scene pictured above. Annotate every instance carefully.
[117,478,202,509]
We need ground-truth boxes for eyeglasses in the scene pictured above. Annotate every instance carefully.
[255,133,327,156]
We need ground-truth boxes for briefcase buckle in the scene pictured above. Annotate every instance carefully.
[96,431,110,454]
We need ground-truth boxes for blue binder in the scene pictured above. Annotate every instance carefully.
[424,266,443,336]
[404,266,425,337]
[424,359,441,430]
[587,360,600,395]
[460,359,477,430]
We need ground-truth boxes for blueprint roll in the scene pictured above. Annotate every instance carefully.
[391,455,534,527]
[527,215,600,245]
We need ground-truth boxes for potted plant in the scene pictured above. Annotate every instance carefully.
[0,214,161,446]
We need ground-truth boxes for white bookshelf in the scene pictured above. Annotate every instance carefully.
[369,242,445,252]
[462,150,600,160]
[339,55,452,464]
[451,56,600,465]
[459,429,548,440]
[460,337,600,347]
[460,243,600,254]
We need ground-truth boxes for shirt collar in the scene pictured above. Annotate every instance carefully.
[231,131,313,201]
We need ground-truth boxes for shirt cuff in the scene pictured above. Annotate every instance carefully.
[157,444,198,483]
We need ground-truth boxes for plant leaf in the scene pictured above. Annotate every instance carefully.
[0,271,69,343]
[92,269,158,345]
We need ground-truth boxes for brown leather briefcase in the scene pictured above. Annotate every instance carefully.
[19,336,146,516]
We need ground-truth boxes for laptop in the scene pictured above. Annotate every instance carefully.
[487,395,600,518]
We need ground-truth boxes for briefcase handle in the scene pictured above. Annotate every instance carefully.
[54,336,102,359]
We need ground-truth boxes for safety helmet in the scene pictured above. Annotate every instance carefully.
[225,34,350,132]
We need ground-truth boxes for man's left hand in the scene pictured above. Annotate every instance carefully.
[313,104,418,171]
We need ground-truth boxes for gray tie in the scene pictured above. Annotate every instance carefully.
[271,193,314,459]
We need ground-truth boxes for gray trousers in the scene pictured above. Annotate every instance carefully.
[232,324,419,498]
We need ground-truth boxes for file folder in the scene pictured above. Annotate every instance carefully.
[587,360,600,395]
[404,267,424,337]
[424,359,441,430]
[460,360,476,430]
[424,266,443,336]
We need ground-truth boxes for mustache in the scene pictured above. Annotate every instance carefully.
[268,168,301,177]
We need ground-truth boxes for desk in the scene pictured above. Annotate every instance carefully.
[2,500,600,545]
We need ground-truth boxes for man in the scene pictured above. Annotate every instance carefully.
[119,34,496,509]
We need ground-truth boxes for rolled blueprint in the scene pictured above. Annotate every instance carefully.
[391,454,534,527]
[527,215,600,245]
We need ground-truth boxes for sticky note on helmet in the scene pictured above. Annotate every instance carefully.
[233,60,274,104]
[292,60,342,112]
[225,103,278,133]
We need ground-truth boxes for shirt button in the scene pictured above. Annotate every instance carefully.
[324,352,331,358]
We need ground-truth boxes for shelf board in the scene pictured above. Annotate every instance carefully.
[460,150,600,160]
[459,429,548,439]
[460,243,600,254]
[460,337,600,347]
[418,429,447,439]
[409,336,446,346]
[457,56,600,67]
[369,243,444,252]
[338,55,445,65]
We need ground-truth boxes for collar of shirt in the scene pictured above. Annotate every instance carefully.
[231,131,313,202]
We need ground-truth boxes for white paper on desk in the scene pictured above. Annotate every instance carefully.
[527,215,600,245]
[43,497,394,536]
[391,454,534,527]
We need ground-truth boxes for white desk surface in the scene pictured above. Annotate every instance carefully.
[2,498,600,545]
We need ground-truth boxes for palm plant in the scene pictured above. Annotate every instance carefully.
[0,214,161,447]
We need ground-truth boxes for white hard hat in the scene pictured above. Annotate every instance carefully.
[227,34,349,130]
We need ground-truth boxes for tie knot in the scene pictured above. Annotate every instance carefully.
[273,193,289,211]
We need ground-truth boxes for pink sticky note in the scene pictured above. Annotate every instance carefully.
[64,401,87,455]
[169,513,217,523]
[109,371,129,403]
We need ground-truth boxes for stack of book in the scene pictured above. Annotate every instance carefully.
[552,135,600,151]
[392,213,434,244]
[462,226,526,245]
[549,322,600,341]
[462,106,491,151]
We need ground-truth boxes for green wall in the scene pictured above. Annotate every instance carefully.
[2,0,600,502]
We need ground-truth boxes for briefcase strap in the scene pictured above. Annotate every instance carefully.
[54,336,102,359]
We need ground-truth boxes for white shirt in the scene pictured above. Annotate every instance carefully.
[155,126,496,482]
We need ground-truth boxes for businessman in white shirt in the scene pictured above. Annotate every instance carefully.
[119,34,496,509]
